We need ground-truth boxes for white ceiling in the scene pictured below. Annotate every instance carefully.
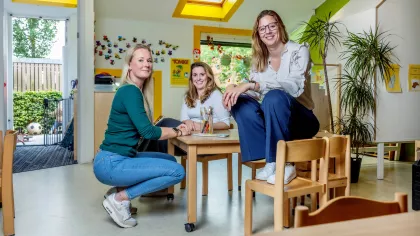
[94,0,325,32]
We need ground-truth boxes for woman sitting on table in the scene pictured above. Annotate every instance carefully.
[222,10,319,185]
[181,61,231,131]
[93,44,190,228]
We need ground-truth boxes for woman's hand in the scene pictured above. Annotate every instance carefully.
[177,124,191,136]
[183,120,201,132]
[223,84,251,111]
[193,122,201,131]
[183,120,194,131]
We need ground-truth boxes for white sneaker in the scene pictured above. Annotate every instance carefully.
[102,193,137,228]
[267,163,296,185]
[256,162,276,180]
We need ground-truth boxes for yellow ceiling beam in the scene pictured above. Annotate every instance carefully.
[12,0,77,8]
[173,0,243,22]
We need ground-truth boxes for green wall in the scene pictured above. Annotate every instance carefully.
[290,0,350,65]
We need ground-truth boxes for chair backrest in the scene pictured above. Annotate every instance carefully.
[0,130,3,167]
[6,130,15,135]
[294,192,408,228]
[315,132,350,173]
[274,138,330,190]
[2,131,18,183]
[6,130,17,151]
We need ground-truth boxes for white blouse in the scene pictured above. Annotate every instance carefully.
[180,89,230,126]
[245,40,315,110]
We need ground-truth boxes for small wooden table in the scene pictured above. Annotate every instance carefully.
[168,129,240,232]
[256,211,420,236]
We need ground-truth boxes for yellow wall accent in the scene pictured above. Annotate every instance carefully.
[173,0,243,22]
[12,0,77,8]
[193,25,252,62]
[94,68,162,120]
[152,71,162,121]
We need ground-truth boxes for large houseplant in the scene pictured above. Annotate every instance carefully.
[336,26,398,183]
[300,12,342,133]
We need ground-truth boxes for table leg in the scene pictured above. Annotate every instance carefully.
[227,153,233,191]
[167,140,175,200]
[238,153,242,191]
[185,145,197,232]
[377,143,384,180]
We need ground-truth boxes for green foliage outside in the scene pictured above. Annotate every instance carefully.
[13,17,58,58]
[200,45,252,91]
[14,91,62,134]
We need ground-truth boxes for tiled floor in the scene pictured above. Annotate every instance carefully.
[1,155,414,236]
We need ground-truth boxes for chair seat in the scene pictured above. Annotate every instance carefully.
[246,177,324,198]
[328,173,347,188]
[243,159,266,168]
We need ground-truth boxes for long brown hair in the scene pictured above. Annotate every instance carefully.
[252,10,289,72]
[120,44,154,121]
[184,62,219,108]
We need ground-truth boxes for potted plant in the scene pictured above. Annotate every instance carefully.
[300,12,343,133]
[336,26,398,183]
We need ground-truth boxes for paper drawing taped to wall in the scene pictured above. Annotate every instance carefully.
[408,64,420,92]
[170,58,190,86]
[385,64,402,93]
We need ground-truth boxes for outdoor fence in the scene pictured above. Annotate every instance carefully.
[13,58,62,92]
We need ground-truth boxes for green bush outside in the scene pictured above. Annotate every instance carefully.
[13,91,62,133]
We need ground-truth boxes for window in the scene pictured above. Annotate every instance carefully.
[200,39,252,90]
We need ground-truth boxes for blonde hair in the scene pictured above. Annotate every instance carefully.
[120,44,154,121]
[185,62,220,108]
[252,10,289,72]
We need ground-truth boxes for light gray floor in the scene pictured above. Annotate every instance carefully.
[0,155,414,236]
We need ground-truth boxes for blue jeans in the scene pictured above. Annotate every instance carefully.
[93,150,185,200]
[231,90,319,163]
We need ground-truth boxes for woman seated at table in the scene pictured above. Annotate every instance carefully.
[181,61,231,131]
[93,44,190,228]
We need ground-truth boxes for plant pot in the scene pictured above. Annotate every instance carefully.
[350,157,362,183]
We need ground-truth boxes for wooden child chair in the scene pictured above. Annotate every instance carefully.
[1,130,18,236]
[326,135,351,199]
[244,137,330,235]
[295,133,351,208]
[294,192,408,228]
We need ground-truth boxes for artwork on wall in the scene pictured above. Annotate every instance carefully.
[94,35,180,66]
[385,64,402,93]
[313,69,325,89]
[408,64,420,92]
[193,48,201,60]
[170,58,190,87]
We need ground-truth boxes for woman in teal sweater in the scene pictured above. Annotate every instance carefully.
[93,44,190,228]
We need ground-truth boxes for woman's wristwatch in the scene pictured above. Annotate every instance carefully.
[172,127,182,137]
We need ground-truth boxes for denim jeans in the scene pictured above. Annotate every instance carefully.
[93,150,185,200]
[231,90,320,163]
